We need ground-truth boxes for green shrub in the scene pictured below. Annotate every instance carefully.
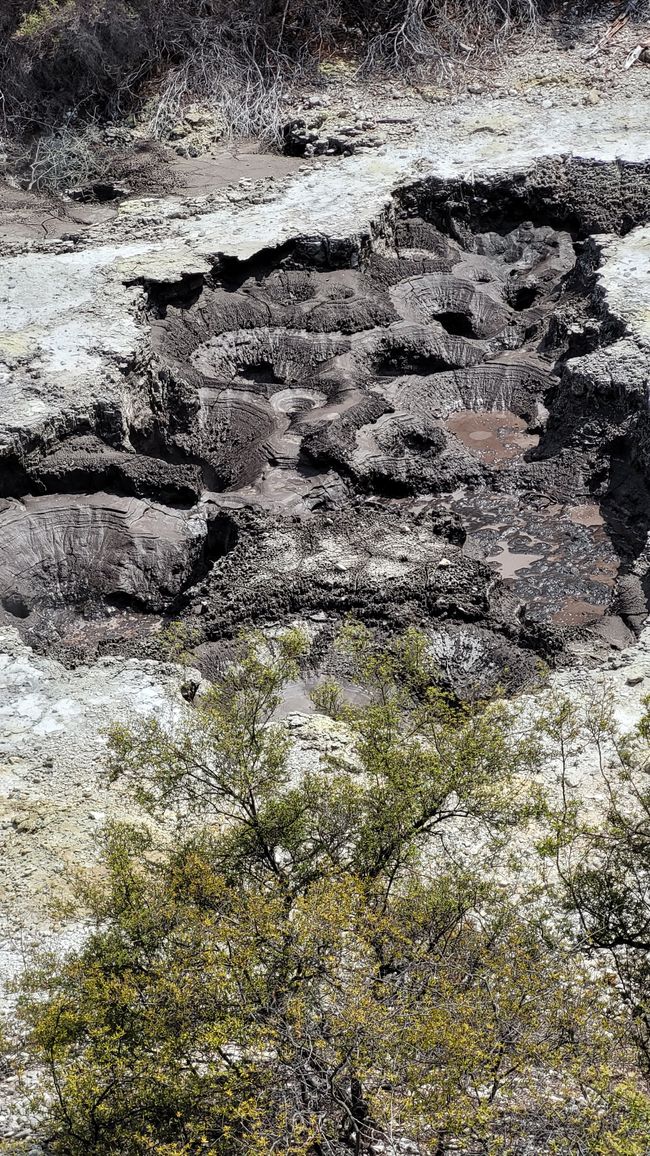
[14,630,650,1154]
[15,0,72,38]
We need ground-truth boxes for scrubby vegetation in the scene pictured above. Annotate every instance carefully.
[9,627,650,1154]
[0,0,537,145]
[544,690,650,1084]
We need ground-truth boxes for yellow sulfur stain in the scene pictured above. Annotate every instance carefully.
[0,331,36,359]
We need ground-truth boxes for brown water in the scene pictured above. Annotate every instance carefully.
[445,410,539,467]
[439,489,618,625]
[427,409,618,625]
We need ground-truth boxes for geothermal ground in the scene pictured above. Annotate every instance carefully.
[3,51,650,1138]
[2,150,650,690]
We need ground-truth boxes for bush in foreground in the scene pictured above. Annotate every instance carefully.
[14,628,650,1154]
[541,689,650,1085]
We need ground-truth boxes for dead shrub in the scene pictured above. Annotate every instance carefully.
[0,0,539,151]
[14,124,174,193]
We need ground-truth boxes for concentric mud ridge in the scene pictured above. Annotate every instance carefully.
[2,158,650,689]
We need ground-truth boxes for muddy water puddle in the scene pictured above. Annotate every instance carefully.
[445,410,539,466]
[425,408,619,625]
[431,489,619,626]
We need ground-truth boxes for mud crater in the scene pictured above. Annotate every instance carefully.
[2,161,650,689]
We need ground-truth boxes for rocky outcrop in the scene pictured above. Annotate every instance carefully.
[196,502,530,636]
[30,438,203,505]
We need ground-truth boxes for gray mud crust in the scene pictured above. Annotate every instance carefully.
[2,156,650,695]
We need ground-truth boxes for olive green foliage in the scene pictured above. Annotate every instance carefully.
[15,630,650,1155]
[541,688,650,1078]
[108,623,537,880]
[155,620,202,666]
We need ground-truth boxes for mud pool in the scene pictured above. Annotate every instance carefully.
[1,157,650,688]
[434,490,617,625]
